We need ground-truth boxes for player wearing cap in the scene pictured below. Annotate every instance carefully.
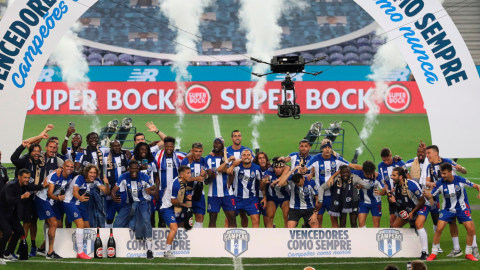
[230,149,262,227]
[425,145,469,258]
[275,167,320,228]
[261,157,291,228]
[305,139,361,227]
[388,167,430,261]
[378,147,406,228]
[426,163,480,261]
[205,137,237,228]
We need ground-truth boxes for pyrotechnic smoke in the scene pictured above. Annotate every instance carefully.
[238,0,308,149]
[49,22,100,133]
[356,28,406,154]
[160,0,213,150]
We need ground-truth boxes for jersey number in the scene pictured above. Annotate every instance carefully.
[231,199,235,206]
[465,210,471,217]
[254,203,259,210]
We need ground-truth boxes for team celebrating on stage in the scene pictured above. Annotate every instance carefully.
[0,122,479,262]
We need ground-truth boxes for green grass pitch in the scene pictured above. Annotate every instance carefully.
[2,113,480,269]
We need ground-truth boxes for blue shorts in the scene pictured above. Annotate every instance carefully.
[430,200,440,214]
[359,202,382,217]
[192,194,206,216]
[159,207,184,227]
[417,205,431,219]
[105,197,125,220]
[64,202,89,223]
[258,197,267,216]
[440,209,472,223]
[319,196,331,215]
[207,196,236,213]
[267,197,289,210]
[52,201,64,219]
[235,197,260,216]
[35,198,58,220]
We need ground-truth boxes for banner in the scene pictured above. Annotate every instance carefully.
[354,0,480,158]
[28,81,426,115]
[0,0,98,163]
[53,228,421,258]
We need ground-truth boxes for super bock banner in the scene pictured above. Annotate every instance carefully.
[354,0,480,158]
[0,0,97,163]
[52,228,422,258]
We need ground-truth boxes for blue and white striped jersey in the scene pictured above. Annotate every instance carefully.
[288,177,318,210]
[351,170,384,205]
[426,158,458,182]
[404,157,430,186]
[227,145,254,160]
[288,152,312,172]
[431,176,474,212]
[264,170,290,200]
[205,153,233,197]
[233,163,262,199]
[116,172,152,203]
[378,159,406,191]
[181,157,206,196]
[306,154,349,196]
[160,177,183,211]
[64,175,103,205]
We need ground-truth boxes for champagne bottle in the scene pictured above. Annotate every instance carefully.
[94,228,103,259]
[19,236,29,260]
[184,201,194,230]
[107,228,116,258]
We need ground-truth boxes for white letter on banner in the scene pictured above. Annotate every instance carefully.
[54,90,68,110]
[159,90,175,110]
[123,89,141,110]
[342,89,357,110]
[36,89,51,110]
[221,89,235,110]
[322,88,340,109]
[237,89,251,110]
[108,90,122,110]
[358,89,372,110]
[142,89,158,110]
[268,89,280,110]
[83,90,97,112]
[306,89,321,109]
[253,90,267,110]
[69,90,81,111]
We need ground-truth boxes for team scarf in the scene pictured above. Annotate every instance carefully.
[329,175,355,217]
[82,146,105,175]
[85,178,106,228]
[33,153,46,185]
[174,179,186,214]
[394,179,417,213]
[410,157,422,180]
[156,149,184,171]
[106,151,129,187]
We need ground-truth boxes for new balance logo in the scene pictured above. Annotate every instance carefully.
[37,68,55,82]
[127,69,159,82]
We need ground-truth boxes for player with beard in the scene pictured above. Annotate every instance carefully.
[113,161,157,260]
[180,142,208,228]
[275,167,321,228]
[103,140,130,228]
[230,150,262,228]
[425,145,469,258]
[280,139,313,171]
[74,132,111,176]
[305,139,361,228]
[205,137,237,228]
[378,148,406,228]
[10,125,53,257]
[426,163,480,261]
[405,140,429,186]
[131,142,159,228]
[61,125,83,162]
[319,166,369,228]
[389,167,429,260]
[261,157,291,228]
[64,164,110,259]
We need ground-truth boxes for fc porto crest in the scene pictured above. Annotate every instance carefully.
[72,228,96,255]
[376,229,403,257]
[223,229,250,257]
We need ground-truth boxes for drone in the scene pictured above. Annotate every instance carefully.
[251,55,326,119]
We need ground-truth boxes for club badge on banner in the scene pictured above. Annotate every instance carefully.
[52,228,421,258]
[28,81,425,115]
[0,0,98,163]
[353,0,480,158]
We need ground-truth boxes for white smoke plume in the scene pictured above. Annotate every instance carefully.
[49,22,100,133]
[356,28,406,154]
[160,0,213,150]
[238,0,308,149]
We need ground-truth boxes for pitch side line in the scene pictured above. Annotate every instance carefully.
[212,115,221,137]
[233,257,243,270]
[18,258,457,266]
